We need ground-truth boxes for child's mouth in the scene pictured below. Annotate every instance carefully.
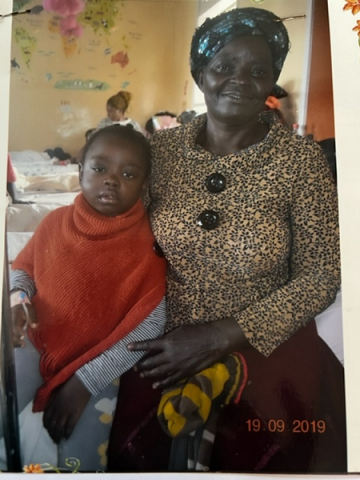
[99,193,119,203]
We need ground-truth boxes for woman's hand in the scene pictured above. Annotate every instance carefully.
[43,375,91,444]
[127,317,249,389]
[11,303,38,348]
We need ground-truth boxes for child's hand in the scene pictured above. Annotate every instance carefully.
[43,375,91,444]
[11,302,38,348]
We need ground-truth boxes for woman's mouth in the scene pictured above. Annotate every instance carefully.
[222,92,253,102]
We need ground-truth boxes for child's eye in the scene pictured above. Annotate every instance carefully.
[92,167,106,173]
[123,172,134,179]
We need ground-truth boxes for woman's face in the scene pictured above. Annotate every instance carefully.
[198,35,274,124]
[107,104,123,122]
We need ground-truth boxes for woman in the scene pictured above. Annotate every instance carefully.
[96,90,142,132]
[108,8,346,473]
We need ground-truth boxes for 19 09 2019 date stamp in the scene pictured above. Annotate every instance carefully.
[246,419,326,434]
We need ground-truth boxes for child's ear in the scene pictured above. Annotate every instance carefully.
[78,163,83,184]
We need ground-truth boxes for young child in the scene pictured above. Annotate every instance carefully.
[2,125,167,471]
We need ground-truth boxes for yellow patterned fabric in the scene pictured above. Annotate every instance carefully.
[157,353,247,438]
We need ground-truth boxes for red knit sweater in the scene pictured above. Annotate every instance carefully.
[12,193,166,411]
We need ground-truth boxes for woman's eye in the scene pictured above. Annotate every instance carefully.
[214,63,232,73]
[252,67,267,76]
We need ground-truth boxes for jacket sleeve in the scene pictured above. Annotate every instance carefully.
[235,144,341,356]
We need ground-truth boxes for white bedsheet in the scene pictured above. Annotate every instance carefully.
[10,150,78,177]
[15,171,80,194]
[7,193,78,233]
[7,170,79,263]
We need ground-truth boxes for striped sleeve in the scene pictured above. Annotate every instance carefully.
[10,269,36,299]
[75,297,167,396]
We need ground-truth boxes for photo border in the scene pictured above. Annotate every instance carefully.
[0,0,359,477]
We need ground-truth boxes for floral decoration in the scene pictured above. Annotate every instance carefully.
[43,0,86,37]
[343,0,360,15]
[23,464,44,473]
[343,0,360,46]
[353,19,360,34]
[23,457,80,473]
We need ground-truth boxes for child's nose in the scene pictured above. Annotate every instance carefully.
[104,175,120,187]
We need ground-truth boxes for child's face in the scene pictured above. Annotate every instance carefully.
[79,135,148,217]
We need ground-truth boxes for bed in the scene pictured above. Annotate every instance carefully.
[7,167,80,264]
[9,150,79,177]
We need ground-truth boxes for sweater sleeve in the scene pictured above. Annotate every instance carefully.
[10,269,37,298]
[75,297,167,395]
[11,231,37,281]
[235,145,341,356]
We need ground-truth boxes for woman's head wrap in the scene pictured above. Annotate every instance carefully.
[107,90,132,112]
[190,8,290,86]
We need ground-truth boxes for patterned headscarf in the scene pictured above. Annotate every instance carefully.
[190,7,290,86]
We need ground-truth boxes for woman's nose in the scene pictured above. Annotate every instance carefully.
[230,68,248,84]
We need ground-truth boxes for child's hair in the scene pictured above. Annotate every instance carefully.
[85,128,95,142]
[81,124,152,177]
[107,91,132,113]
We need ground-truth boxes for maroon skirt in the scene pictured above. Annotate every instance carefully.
[108,320,346,473]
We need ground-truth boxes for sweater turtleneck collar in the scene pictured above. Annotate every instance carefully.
[73,193,146,237]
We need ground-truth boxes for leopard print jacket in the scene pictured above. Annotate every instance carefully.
[149,113,340,356]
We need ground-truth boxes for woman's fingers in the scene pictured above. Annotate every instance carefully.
[135,350,168,371]
[127,337,163,353]
[152,371,185,390]
[138,361,172,381]
[131,322,244,387]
